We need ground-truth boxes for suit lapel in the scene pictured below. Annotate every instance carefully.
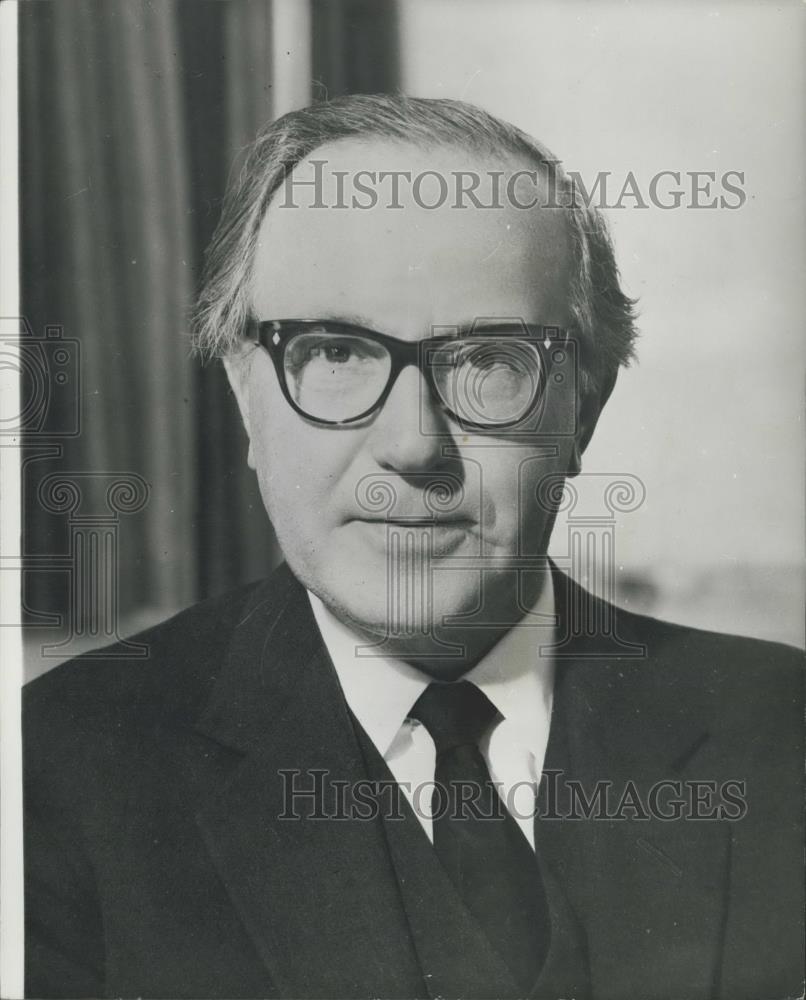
[193,567,423,999]
[540,572,731,1000]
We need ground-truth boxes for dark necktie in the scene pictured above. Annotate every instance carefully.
[409,681,550,994]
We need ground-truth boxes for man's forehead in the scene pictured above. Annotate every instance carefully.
[249,136,573,327]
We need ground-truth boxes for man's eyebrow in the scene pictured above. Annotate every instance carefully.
[314,315,541,337]
[453,319,533,336]
[318,311,380,330]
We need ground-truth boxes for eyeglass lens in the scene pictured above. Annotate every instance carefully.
[282,329,544,426]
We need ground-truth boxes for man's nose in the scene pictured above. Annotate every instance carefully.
[367,365,451,472]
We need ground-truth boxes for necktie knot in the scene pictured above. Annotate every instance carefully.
[408,680,497,756]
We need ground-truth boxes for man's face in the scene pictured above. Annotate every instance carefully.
[229,138,587,670]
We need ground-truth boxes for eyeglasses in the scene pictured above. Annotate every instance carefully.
[247,318,567,430]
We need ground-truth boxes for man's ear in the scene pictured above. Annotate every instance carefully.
[223,348,256,471]
[568,368,618,477]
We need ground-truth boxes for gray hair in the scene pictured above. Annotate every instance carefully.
[191,93,638,396]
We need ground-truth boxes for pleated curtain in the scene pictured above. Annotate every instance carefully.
[20,0,399,677]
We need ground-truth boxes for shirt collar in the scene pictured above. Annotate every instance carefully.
[308,579,555,759]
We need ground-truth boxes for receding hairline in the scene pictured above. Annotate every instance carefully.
[249,134,576,332]
[256,131,574,252]
[264,131,563,195]
[252,135,574,314]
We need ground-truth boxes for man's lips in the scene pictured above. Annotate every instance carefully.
[346,516,477,556]
[349,516,476,527]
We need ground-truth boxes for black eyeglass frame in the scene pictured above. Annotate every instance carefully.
[246,318,569,430]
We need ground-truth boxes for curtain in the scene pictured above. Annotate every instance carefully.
[312,0,399,97]
[20,0,400,676]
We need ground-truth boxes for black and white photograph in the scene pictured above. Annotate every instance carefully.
[1,1,804,998]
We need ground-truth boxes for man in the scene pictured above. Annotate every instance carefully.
[24,95,803,999]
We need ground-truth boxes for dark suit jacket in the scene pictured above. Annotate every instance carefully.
[24,564,804,999]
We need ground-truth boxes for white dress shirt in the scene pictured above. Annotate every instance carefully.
[308,583,556,849]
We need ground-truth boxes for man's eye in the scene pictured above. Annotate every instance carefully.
[303,339,370,365]
[468,351,514,372]
[319,343,352,364]
[462,345,523,373]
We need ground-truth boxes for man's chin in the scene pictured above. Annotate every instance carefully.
[300,554,484,646]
